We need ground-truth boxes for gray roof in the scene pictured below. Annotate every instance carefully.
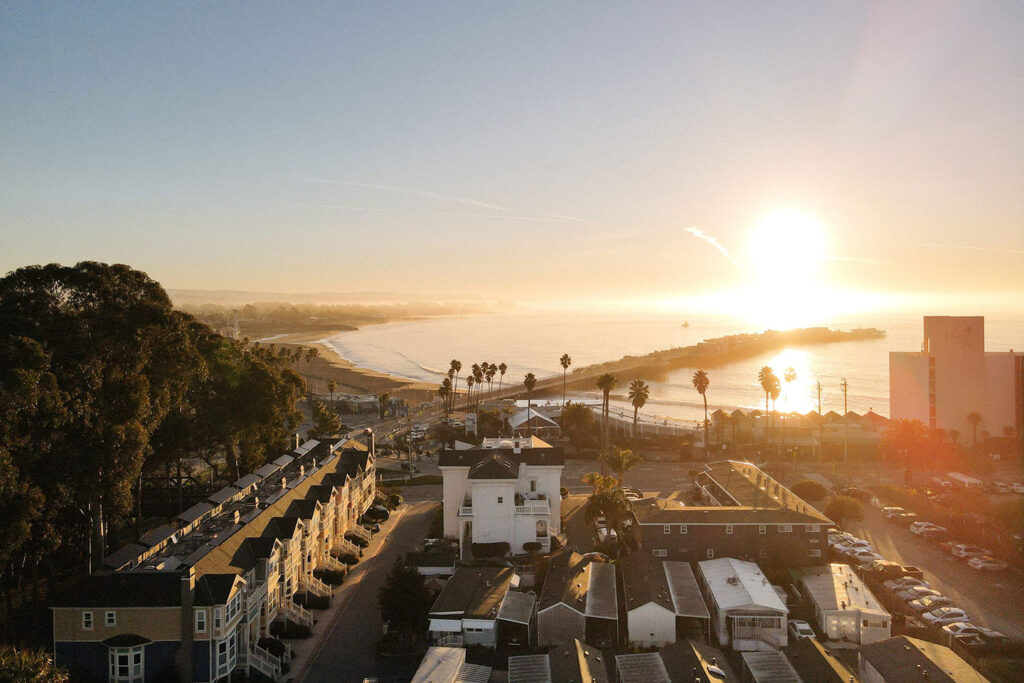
[497,590,535,625]
[664,561,710,619]
[615,653,670,683]
[139,524,177,548]
[741,651,801,683]
[507,655,550,683]
[233,473,261,490]
[254,463,281,478]
[659,640,738,682]
[859,636,989,683]
[438,447,564,469]
[456,663,491,683]
[207,485,238,506]
[468,453,519,480]
[621,553,673,612]
[176,502,213,525]
[272,454,294,468]
[586,562,618,620]
[429,567,514,620]
[549,640,610,683]
[102,543,148,571]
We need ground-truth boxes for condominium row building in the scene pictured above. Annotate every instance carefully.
[52,435,377,683]
[632,460,831,566]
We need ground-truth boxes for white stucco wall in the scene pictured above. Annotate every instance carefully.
[627,602,675,647]
[441,467,469,539]
[471,482,516,545]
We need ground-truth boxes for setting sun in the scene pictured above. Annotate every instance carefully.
[748,208,828,284]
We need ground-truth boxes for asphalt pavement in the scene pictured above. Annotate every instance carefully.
[295,500,440,683]
[847,503,1024,638]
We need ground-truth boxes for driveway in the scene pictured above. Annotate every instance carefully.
[847,504,1024,638]
[296,500,440,683]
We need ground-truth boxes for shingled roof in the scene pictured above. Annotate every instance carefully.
[469,453,519,480]
[429,567,515,620]
[52,572,182,608]
[438,446,564,469]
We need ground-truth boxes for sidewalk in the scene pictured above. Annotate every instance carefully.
[286,504,409,682]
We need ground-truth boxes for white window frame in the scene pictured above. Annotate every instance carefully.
[663,525,671,535]
[758,549,767,559]
[213,607,222,630]
[725,524,733,535]
[82,611,93,630]
[759,524,766,534]
[807,524,819,533]
[809,549,822,557]
[706,548,715,559]
[195,609,207,633]
[680,524,687,534]
[653,549,667,558]
[108,645,144,683]
[105,611,116,627]
[778,524,792,533]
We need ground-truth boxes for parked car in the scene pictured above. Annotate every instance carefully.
[400,462,419,472]
[910,521,945,535]
[863,560,925,580]
[624,491,642,501]
[881,506,905,519]
[919,527,950,542]
[942,622,1007,640]
[951,544,991,560]
[884,576,930,592]
[788,620,815,640]
[968,556,1008,571]
[922,607,970,625]
[894,512,919,527]
[895,586,943,603]
[909,595,953,614]
[834,539,873,554]
[847,549,884,566]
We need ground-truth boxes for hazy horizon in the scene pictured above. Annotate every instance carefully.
[3,3,1023,325]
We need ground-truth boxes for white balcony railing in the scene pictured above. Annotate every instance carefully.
[458,506,473,517]
[284,601,314,629]
[514,501,550,515]
[248,642,282,680]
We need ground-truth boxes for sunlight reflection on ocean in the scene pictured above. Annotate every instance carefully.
[323,311,1024,425]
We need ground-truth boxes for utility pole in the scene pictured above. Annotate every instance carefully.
[841,377,849,468]
[816,377,823,463]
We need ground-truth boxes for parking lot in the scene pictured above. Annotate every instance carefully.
[847,503,1024,638]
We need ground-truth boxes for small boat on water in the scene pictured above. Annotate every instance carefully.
[681,321,690,328]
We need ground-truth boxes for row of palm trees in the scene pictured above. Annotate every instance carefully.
[438,359,510,414]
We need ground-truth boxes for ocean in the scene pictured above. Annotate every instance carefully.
[319,310,1024,427]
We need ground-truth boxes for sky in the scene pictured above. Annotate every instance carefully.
[1,2,1023,319]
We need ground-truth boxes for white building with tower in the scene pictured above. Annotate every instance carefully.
[438,442,564,555]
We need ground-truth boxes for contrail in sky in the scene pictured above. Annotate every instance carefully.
[898,241,1024,255]
[296,177,510,211]
[685,227,741,266]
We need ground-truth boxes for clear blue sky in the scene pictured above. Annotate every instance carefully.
[2,2,1022,312]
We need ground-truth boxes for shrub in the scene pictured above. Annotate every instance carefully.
[523,542,542,554]
[314,569,345,585]
[471,541,510,558]
[790,480,828,501]
[336,552,359,565]
[388,493,404,508]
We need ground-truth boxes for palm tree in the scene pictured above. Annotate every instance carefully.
[523,373,537,435]
[560,353,572,405]
[692,370,710,458]
[485,363,496,395]
[783,367,796,458]
[596,373,618,472]
[602,448,642,487]
[446,368,456,413]
[473,364,485,407]
[627,379,650,437]
[449,359,462,410]
[966,412,982,446]
[497,362,508,395]
[758,366,776,440]
[304,347,319,396]
[438,378,452,416]
[583,487,631,558]
[582,471,619,493]
[327,379,337,410]
[465,375,476,410]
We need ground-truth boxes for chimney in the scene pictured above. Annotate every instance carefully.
[233,510,240,524]
[364,428,375,457]
[291,433,301,451]
[281,477,287,491]
[299,465,305,477]
[312,458,317,469]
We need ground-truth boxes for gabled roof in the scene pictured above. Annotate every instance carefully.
[664,561,710,619]
[697,558,786,613]
[615,653,670,683]
[286,498,320,520]
[139,524,178,548]
[859,636,989,683]
[537,550,588,613]
[509,409,559,428]
[497,590,535,625]
[429,567,514,620]
[510,640,611,683]
[438,447,564,469]
[468,453,518,480]
[262,516,301,540]
[659,640,737,682]
[621,553,673,612]
[740,651,801,682]
[585,563,617,620]
[52,572,182,608]
[194,573,243,606]
[784,637,858,683]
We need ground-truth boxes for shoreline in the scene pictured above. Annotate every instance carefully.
[260,330,438,400]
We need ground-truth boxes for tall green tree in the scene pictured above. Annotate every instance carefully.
[438,378,452,416]
[825,495,864,530]
[560,401,596,454]
[692,370,710,458]
[327,379,337,410]
[560,354,572,405]
[627,379,650,437]
[0,647,69,682]
[378,559,432,648]
[309,400,342,439]
[602,448,642,487]
[966,412,982,446]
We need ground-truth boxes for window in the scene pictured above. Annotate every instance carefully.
[497,497,503,504]
[214,608,222,630]
[680,524,687,534]
[215,631,238,678]
[759,524,766,534]
[809,549,822,557]
[809,538,819,544]
[663,525,671,534]
[863,619,888,629]
[706,549,715,559]
[82,611,93,630]
[105,611,116,627]
[530,480,537,492]
[758,549,767,559]
[195,610,206,633]
[108,645,144,682]
[653,549,667,558]
[778,524,792,533]
[807,524,819,533]
[725,525,733,535]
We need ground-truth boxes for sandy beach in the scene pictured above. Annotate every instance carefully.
[261,331,437,401]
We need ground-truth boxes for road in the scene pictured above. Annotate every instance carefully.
[848,504,1024,638]
[562,457,702,499]
[298,500,440,683]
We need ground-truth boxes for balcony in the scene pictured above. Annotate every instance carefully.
[514,501,550,515]
[458,505,473,517]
